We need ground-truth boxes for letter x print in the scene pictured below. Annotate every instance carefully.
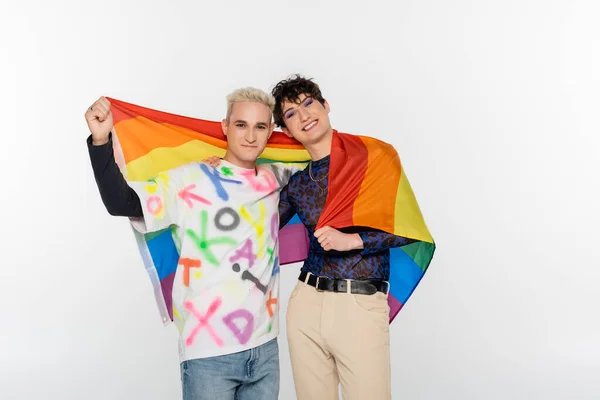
[185,298,224,347]
[266,290,278,317]
[186,211,236,266]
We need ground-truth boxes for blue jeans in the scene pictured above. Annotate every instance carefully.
[180,338,279,400]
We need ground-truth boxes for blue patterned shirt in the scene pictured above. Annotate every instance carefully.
[279,155,414,281]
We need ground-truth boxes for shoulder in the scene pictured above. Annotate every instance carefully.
[166,162,210,183]
[260,161,307,185]
[338,132,399,163]
[261,161,307,173]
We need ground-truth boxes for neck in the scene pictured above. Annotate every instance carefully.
[222,152,256,170]
[304,129,333,161]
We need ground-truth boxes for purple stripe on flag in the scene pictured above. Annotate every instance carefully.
[279,223,309,265]
[160,272,176,321]
[388,294,403,323]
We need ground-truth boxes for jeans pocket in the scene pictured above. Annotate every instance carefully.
[288,282,303,300]
[351,292,390,315]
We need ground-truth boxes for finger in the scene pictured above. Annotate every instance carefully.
[85,108,102,121]
[314,228,325,238]
[318,226,333,237]
[93,101,109,115]
[88,97,110,114]
[95,104,108,116]
[100,109,112,123]
[88,109,109,123]
[86,102,104,117]
[85,102,96,116]
[99,108,112,122]
[98,97,111,109]
[95,110,108,122]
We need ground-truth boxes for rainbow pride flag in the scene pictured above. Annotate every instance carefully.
[107,97,435,325]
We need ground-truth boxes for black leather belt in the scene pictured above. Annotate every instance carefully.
[298,271,389,295]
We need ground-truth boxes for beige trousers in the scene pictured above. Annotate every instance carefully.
[286,275,391,400]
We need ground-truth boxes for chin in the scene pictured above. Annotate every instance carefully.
[241,155,259,163]
[300,131,326,144]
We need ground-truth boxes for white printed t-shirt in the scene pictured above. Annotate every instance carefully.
[128,160,300,362]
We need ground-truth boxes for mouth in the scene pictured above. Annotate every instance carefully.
[302,120,318,132]
[241,145,258,149]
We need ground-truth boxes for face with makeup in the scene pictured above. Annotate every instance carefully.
[280,94,332,147]
[221,101,274,169]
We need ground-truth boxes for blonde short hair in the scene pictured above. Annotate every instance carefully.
[226,87,275,121]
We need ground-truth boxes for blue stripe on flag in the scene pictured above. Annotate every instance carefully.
[147,231,179,280]
[388,247,424,304]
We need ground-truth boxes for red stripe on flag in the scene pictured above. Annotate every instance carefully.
[317,131,368,229]
[107,97,303,146]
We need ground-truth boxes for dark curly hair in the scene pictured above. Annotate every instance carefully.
[271,74,326,128]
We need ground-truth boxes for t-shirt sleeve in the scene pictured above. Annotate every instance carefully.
[267,162,306,189]
[128,165,192,234]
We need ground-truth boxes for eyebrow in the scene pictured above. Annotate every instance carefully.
[283,97,311,115]
[233,119,269,126]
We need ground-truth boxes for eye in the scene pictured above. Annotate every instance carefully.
[258,125,267,130]
[304,98,313,107]
[285,111,296,119]
[236,123,246,128]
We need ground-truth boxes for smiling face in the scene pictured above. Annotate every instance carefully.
[271,75,334,159]
[221,101,273,169]
[280,93,332,147]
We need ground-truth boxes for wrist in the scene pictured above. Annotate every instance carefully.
[91,135,110,146]
[351,233,364,250]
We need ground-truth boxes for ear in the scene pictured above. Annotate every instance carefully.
[267,123,275,139]
[282,127,293,138]
[221,119,228,136]
[323,99,331,113]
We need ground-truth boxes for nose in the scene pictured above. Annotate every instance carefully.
[245,129,257,143]
[298,106,310,122]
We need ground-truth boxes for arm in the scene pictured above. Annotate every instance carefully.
[87,133,143,217]
[315,227,415,253]
[84,96,185,233]
[357,231,416,255]
[278,183,297,229]
[85,96,143,217]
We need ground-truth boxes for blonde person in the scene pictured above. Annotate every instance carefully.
[85,88,311,400]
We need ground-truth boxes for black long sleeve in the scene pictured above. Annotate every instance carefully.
[87,134,143,217]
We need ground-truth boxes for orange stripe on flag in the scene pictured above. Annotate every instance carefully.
[115,118,220,164]
[353,137,400,233]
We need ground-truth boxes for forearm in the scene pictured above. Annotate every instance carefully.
[358,231,416,255]
[278,184,297,229]
[87,134,143,217]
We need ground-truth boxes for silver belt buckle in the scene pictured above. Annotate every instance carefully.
[315,275,326,291]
